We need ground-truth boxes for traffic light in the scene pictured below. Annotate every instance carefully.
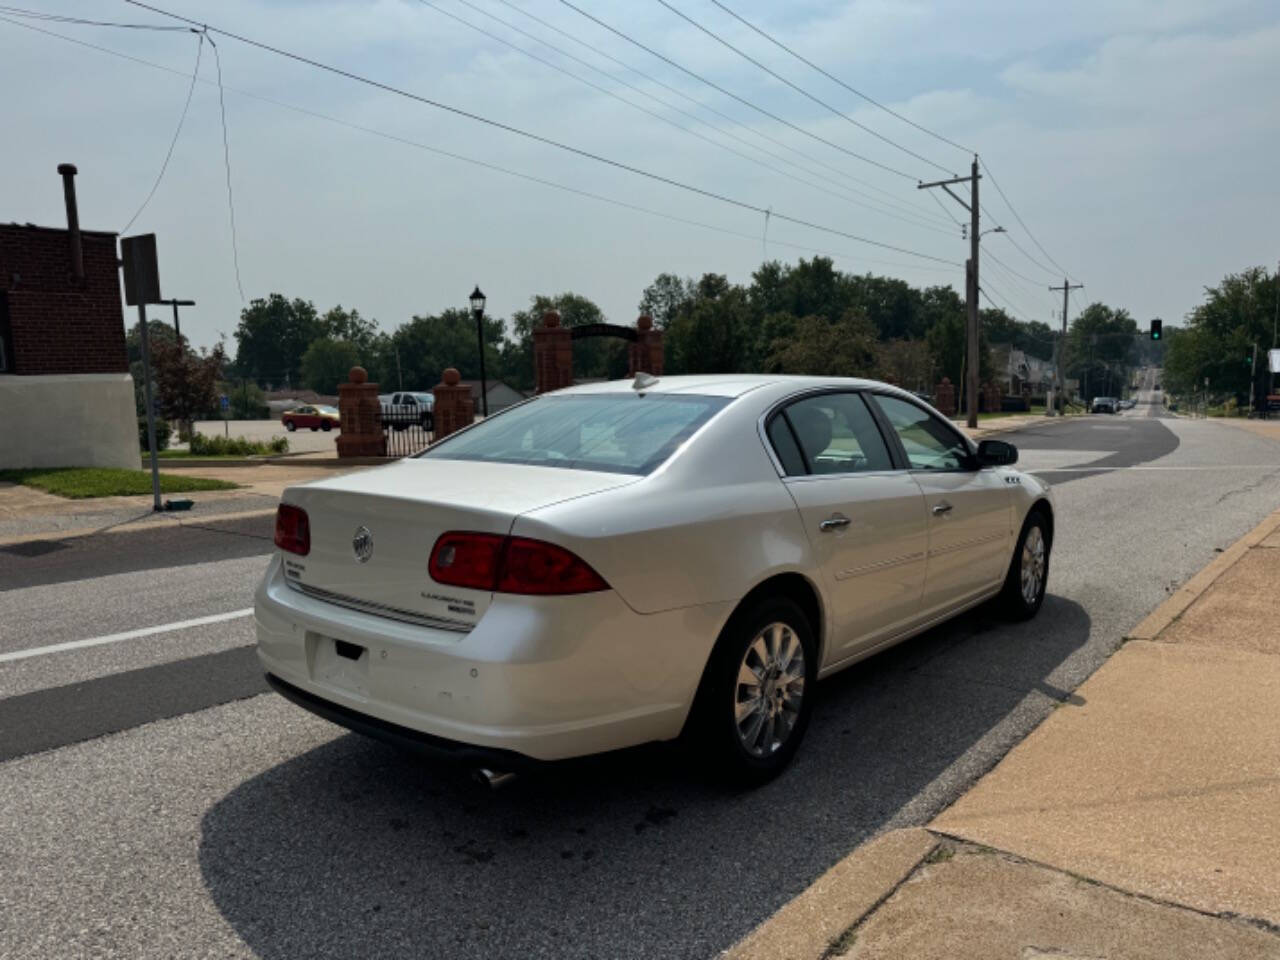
[1150,319,1162,340]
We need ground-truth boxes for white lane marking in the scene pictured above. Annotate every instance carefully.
[0,608,254,664]
[1029,465,1280,473]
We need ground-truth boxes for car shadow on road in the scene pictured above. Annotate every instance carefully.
[198,595,1090,960]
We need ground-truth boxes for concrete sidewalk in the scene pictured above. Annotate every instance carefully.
[0,460,377,545]
[727,506,1280,959]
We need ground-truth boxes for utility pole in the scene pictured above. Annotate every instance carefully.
[1249,342,1258,413]
[157,298,195,440]
[919,157,982,427]
[1049,278,1083,414]
[136,306,162,511]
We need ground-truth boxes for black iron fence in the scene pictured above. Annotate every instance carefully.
[380,404,434,457]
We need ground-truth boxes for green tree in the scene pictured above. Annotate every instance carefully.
[386,308,505,391]
[1164,266,1278,402]
[126,319,177,365]
[876,338,934,392]
[637,273,694,328]
[505,292,615,389]
[766,310,881,377]
[233,294,324,387]
[150,337,226,438]
[666,278,759,374]
[321,305,378,349]
[218,379,269,419]
[301,338,362,394]
[1066,303,1138,401]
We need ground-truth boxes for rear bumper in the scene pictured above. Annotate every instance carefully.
[265,673,542,772]
[255,556,729,761]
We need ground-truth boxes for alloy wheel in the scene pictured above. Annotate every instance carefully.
[734,622,806,758]
[1020,526,1046,605]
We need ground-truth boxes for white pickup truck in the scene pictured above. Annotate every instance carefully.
[379,391,434,430]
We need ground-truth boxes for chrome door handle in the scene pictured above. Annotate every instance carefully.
[819,514,851,532]
[932,501,953,516]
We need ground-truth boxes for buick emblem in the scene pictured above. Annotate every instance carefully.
[352,525,373,564]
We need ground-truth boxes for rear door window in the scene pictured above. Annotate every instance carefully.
[772,393,893,475]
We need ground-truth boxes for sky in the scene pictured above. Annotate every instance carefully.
[3,0,1279,355]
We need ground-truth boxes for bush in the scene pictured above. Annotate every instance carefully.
[138,417,172,452]
[189,433,289,457]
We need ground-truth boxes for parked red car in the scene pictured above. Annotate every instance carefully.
[282,404,340,432]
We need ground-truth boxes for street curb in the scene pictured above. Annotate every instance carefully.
[0,506,279,549]
[1127,505,1280,641]
[720,828,938,960]
[149,456,390,469]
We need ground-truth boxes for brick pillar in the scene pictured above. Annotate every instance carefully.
[984,382,1004,413]
[432,367,475,441]
[335,366,385,458]
[533,310,573,394]
[934,377,956,417]
[628,314,664,377]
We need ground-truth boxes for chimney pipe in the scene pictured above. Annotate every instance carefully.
[57,163,84,281]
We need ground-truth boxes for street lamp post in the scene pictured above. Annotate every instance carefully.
[469,285,488,418]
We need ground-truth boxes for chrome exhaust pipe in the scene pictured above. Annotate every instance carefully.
[472,767,517,790]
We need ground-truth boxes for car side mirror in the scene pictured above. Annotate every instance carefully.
[977,439,1018,467]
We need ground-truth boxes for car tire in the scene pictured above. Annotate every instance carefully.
[322,421,331,431]
[996,510,1050,621]
[285,421,296,432]
[687,596,817,786]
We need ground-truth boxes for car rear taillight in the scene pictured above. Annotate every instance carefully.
[274,504,310,556]
[428,532,506,591]
[498,537,610,595]
[428,532,608,596]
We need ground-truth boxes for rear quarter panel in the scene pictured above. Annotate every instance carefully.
[512,392,819,616]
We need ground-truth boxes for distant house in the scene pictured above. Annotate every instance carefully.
[459,379,527,413]
[992,344,1052,394]
[0,165,137,469]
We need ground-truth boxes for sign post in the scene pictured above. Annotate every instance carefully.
[121,234,163,511]
[220,393,230,437]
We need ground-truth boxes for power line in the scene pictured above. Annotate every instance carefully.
[488,0,949,226]
[653,0,952,176]
[981,275,1042,323]
[121,30,204,234]
[979,157,1075,280]
[705,0,974,157]
[207,35,244,300]
[2,12,962,279]
[120,0,958,265]
[556,0,946,216]
[418,0,954,236]
[0,4,190,30]
[984,247,1048,289]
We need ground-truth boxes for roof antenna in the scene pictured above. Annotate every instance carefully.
[632,372,658,391]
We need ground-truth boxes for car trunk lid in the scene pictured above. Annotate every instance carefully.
[280,458,637,630]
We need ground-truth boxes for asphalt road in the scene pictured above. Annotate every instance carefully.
[4,394,1280,959]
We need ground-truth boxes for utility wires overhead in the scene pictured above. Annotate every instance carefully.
[652,0,953,176]
[118,0,958,265]
[706,0,973,157]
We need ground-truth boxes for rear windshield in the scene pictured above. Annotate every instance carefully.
[420,393,730,475]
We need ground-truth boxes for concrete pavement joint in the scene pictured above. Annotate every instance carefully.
[925,831,1280,940]
[815,838,954,960]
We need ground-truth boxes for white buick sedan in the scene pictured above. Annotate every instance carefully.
[256,375,1053,783]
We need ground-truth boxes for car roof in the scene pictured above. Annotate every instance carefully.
[553,373,890,399]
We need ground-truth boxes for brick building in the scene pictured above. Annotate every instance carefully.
[0,165,137,468]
